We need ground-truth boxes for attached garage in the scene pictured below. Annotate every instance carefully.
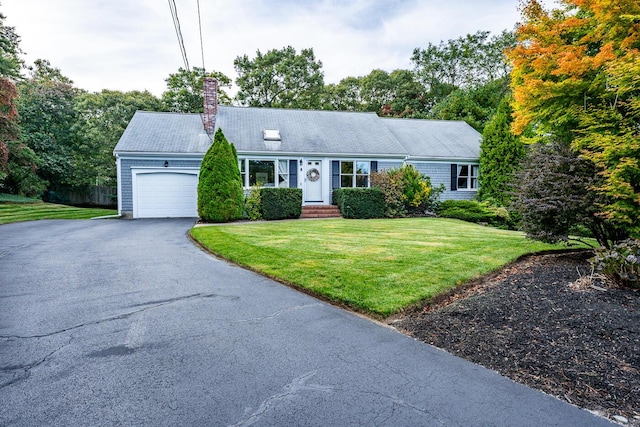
[132,169,199,218]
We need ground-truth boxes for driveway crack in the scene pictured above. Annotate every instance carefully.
[230,371,332,427]
[0,341,70,389]
[0,292,228,340]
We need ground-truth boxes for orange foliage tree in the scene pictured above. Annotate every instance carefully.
[508,0,640,238]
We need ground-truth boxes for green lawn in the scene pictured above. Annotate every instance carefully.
[0,202,117,224]
[191,218,574,317]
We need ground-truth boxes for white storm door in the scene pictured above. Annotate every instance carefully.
[304,160,323,202]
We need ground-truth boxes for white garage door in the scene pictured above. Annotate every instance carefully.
[134,171,198,218]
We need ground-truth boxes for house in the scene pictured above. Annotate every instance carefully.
[113,78,480,218]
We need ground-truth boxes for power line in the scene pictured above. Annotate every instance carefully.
[168,0,190,72]
[197,0,206,75]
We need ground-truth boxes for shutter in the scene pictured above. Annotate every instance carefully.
[289,160,298,188]
[450,164,458,191]
[332,160,340,189]
[370,161,378,173]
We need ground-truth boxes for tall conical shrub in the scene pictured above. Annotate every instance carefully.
[197,128,244,222]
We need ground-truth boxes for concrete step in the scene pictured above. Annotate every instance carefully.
[300,205,342,219]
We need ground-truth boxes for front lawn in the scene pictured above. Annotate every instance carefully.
[191,218,574,317]
[0,202,117,224]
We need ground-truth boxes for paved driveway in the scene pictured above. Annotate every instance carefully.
[0,219,613,426]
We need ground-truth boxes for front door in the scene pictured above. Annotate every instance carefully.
[304,160,323,202]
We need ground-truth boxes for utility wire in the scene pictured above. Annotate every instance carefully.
[168,0,190,72]
[168,0,212,140]
[197,0,206,75]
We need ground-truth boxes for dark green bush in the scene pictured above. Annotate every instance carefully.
[334,188,385,219]
[436,199,513,228]
[197,129,244,222]
[591,239,640,288]
[260,187,302,220]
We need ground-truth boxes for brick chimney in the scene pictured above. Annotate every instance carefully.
[203,77,218,135]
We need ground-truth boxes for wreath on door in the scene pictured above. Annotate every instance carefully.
[307,168,320,182]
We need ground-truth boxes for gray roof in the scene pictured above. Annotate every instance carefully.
[380,118,481,160]
[113,111,211,154]
[114,106,480,160]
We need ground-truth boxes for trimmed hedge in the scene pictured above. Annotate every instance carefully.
[436,199,514,228]
[260,188,302,220]
[333,188,385,219]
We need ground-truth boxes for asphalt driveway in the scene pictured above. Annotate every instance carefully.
[0,219,613,426]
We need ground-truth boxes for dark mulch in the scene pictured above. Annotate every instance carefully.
[392,251,640,425]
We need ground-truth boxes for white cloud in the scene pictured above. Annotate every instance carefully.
[1,0,553,97]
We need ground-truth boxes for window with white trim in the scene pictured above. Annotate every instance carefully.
[340,161,370,187]
[278,159,289,187]
[239,158,290,188]
[457,164,478,190]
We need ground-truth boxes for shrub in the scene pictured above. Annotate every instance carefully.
[591,239,640,288]
[197,129,244,222]
[334,188,384,219]
[436,199,514,228]
[260,187,302,220]
[244,186,262,221]
[371,164,443,217]
[512,141,627,248]
[370,169,405,217]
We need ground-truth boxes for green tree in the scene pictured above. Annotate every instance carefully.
[321,76,364,111]
[508,0,640,238]
[412,30,515,111]
[234,46,324,109]
[73,89,162,189]
[16,59,79,192]
[430,78,509,132]
[197,128,243,222]
[384,69,429,118]
[0,9,23,80]
[478,97,525,205]
[162,66,231,113]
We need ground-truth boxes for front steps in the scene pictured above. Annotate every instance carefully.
[300,205,342,219]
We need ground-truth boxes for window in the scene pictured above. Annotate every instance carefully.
[278,160,289,187]
[249,160,275,187]
[457,164,478,190]
[239,158,290,188]
[340,161,370,187]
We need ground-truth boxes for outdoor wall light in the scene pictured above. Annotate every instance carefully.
[164,160,169,167]
[299,159,303,166]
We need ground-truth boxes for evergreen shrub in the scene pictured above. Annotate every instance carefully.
[436,199,513,228]
[334,188,385,219]
[197,129,244,222]
[260,187,302,220]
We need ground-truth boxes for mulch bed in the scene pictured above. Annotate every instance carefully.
[392,251,640,425]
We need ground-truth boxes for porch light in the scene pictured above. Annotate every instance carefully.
[164,160,169,167]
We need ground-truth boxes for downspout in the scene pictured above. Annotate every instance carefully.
[115,154,123,216]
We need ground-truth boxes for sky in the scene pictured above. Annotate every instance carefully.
[2,0,554,97]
